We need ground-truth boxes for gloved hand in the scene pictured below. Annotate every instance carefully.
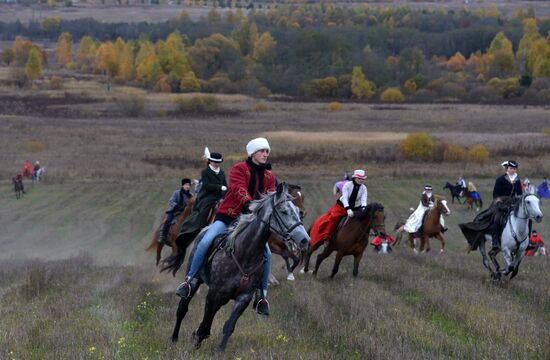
[221,185,227,191]
[428,202,434,208]
[241,201,252,214]
[347,209,354,217]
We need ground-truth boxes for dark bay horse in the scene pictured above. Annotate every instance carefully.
[145,197,196,266]
[407,195,450,253]
[443,182,462,204]
[301,203,386,278]
[268,184,307,281]
[165,183,309,351]
[12,177,24,199]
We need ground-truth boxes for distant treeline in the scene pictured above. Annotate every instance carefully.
[2,4,550,102]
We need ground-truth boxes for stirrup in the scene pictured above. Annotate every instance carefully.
[175,278,193,299]
[254,297,270,316]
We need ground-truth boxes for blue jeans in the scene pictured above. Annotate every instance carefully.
[186,220,272,292]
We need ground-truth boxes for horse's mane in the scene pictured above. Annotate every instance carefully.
[228,190,293,242]
[356,202,384,220]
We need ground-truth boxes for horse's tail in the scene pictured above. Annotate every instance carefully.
[160,232,195,277]
[145,226,161,253]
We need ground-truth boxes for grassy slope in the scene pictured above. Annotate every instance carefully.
[1,179,549,359]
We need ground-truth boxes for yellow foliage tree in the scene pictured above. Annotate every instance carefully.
[180,71,201,92]
[351,66,374,99]
[252,32,276,63]
[399,133,435,161]
[380,87,405,103]
[446,52,466,72]
[25,47,43,84]
[77,36,97,71]
[55,32,73,68]
[95,42,118,77]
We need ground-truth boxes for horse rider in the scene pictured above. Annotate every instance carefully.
[32,161,41,178]
[310,169,368,249]
[158,178,194,245]
[457,176,467,196]
[490,160,523,250]
[14,173,26,193]
[175,137,276,316]
[23,160,32,177]
[176,148,227,244]
[404,185,447,235]
[467,181,481,201]
[526,230,546,256]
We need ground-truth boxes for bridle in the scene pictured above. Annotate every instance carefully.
[260,194,304,242]
[508,193,539,249]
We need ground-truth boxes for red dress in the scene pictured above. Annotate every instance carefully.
[309,203,347,248]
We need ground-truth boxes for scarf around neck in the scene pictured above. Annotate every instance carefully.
[246,157,267,199]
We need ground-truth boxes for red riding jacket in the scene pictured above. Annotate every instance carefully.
[216,160,276,223]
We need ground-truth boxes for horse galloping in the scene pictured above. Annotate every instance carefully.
[464,190,483,212]
[145,198,196,266]
[443,182,462,204]
[466,186,543,280]
[407,195,450,253]
[268,184,307,281]
[32,167,45,182]
[302,203,386,278]
[165,183,309,351]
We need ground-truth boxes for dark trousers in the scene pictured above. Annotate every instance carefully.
[161,212,175,238]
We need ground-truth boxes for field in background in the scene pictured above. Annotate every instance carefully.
[2,0,550,24]
[0,178,549,359]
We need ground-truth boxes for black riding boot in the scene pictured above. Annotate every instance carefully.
[441,225,448,233]
[253,289,270,316]
[158,222,170,245]
[175,277,197,299]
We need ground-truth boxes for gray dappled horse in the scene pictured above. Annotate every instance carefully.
[168,183,310,351]
[480,185,543,280]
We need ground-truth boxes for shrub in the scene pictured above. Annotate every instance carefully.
[117,95,147,117]
[26,140,44,152]
[9,67,27,87]
[174,95,221,114]
[403,79,417,94]
[49,76,63,89]
[154,76,172,93]
[380,87,405,103]
[443,144,468,161]
[468,85,501,103]
[487,77,520,98]
[409,89,437,103]
[252,102,271,112]
[399,132,435,161]
[327,102,343,112]
[544,128,550,136]
[468,144,490,164]
[180,71,201,92]
[440,82,467,100]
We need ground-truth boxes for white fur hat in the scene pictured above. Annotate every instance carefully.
[246,137,270,156]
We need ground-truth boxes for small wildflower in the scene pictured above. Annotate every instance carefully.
[88,346,96,353]
[275,334,289,343]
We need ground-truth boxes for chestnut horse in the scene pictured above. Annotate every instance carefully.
[407,195,450,253]
[301,203,386,278]
[268,184,307,281]
[145,197,196,266]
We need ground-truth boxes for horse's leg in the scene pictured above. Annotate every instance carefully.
[194,291,227,349]
[407,233,416,253]
[171,281,202,342]
[302,242,320,273]
[478,238,498,279]
[313,244,333,276]
[289,250,300,273]
[510,244,527,279]
[488,247,502,278]
[156,243,163,266]
[352,252,364,278]
[217,292,253,352]
[435,233,446,253]
[330,251,344,279]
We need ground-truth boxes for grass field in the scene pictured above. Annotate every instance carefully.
[0,177,549,359]
[0,69,549,358]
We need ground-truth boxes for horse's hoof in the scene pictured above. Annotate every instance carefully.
[287,273,295,281]
[413,249,418,254]
[440,249,445,254]
[171,336,178,343]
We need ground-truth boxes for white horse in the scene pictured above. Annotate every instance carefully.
[480,185,543,280]
[33,167,46,182]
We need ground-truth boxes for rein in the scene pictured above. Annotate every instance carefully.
[230,193,302,294]
[508,194,537,249]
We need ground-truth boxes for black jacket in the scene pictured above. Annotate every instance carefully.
[493,174,522,199]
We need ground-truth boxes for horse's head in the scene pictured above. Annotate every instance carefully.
[288,184,307,220]
[254,183,310,250]
[521,186,543,223]
[434,195,451,216]
[358,203,387,238]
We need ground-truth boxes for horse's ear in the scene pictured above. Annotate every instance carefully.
[527,184,536,195]
[276,182,286,197]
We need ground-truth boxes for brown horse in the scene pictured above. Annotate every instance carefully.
[145,197,196,266]
[268,184,307,281]
[464,191,483,212]
[301,203,386,278]
[407,195,450,253]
